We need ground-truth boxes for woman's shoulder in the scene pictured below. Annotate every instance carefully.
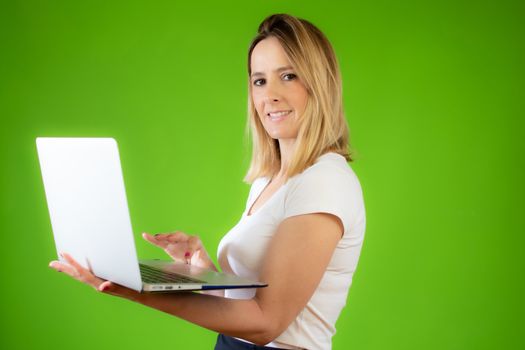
[283,153,365,235]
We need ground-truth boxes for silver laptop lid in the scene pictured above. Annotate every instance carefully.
[36,137,143,291]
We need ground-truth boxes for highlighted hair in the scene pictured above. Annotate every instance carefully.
[244,13,351,183]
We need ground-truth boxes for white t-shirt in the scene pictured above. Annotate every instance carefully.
[217,152,366,350]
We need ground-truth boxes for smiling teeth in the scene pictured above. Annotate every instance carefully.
[268,110,291,118]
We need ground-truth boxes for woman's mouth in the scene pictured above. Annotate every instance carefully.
[267,110,292,121]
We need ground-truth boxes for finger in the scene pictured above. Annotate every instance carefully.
[98,281,139,301]
[142,232,158,243]
[144,232,182,244]
[49,260,79,277]
[152,232,179,240]
[152,232,189,243]
[166,242,190,261]
[184,236,203,263]
[61,252,88,274]
[186,236,202,252]
[142,233,169,249]
[99,281,126,295]
[144,233,192,262]
[166,232,190,243]
[50,260,102,289]
[98,280,114,293]
[60,253,104,287]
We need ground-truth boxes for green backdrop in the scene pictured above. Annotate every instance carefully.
[1,0,524,349]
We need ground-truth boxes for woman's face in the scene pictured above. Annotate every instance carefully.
[250,37,309,141]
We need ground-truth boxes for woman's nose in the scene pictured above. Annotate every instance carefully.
[263,82,282,103]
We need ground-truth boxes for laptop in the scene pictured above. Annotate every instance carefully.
[36,137,267,292]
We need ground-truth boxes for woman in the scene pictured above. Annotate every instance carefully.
[50,14,366,350]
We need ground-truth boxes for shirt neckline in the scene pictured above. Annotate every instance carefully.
[244,152,345,218]
[245,177,287,218]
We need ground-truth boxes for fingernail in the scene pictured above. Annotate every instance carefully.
[184,252,190,258]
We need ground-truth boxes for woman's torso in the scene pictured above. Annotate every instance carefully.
[217,153,366,349]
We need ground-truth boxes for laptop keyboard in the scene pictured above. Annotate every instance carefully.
[139,263,204,284]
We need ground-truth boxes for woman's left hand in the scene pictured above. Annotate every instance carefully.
[49,252,141,301]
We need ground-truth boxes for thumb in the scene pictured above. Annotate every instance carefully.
[98,280,114,293]
[185,236,204,261]
[98,281,137,300]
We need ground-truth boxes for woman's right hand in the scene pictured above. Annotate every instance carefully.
[142,231,218,271]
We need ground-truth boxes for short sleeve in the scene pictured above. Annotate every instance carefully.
[283,164,363,236]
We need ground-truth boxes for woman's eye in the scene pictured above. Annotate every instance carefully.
[253,79,265,86]
[283,73,297,80]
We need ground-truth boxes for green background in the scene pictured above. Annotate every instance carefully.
[1,0,524,349]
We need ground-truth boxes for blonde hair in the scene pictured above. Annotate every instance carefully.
[244,13,351,183]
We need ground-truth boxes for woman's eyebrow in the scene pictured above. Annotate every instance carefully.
[251,65,294,78]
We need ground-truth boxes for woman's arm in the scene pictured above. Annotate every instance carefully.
[51,212,342,345]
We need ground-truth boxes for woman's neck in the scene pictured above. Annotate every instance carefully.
[277,138,297,178]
